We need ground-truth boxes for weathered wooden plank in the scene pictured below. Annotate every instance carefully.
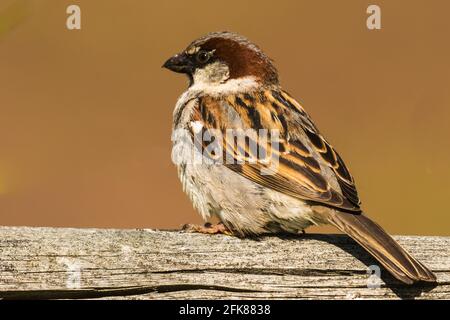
[0,226,448,299]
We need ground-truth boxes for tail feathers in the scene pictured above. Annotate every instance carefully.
[326,211,436,284]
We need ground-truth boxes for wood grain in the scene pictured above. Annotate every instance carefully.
[0,226,448,299]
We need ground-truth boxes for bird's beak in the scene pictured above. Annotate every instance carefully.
[162,53,193,74]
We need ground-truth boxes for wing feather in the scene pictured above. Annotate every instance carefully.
[189,89,361,212]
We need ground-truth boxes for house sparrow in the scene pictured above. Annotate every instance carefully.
[163,31,436,284]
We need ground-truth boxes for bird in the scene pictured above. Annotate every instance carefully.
[162,31,436,284]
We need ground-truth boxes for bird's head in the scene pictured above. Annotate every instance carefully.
[163,31,279,88]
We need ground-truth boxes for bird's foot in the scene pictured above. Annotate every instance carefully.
[182,222,233,236]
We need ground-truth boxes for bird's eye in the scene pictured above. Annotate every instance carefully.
[196,50,211,64]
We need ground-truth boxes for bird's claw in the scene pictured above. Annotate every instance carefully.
[181,222,233,236]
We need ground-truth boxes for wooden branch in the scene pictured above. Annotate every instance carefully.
[0,226,448,300]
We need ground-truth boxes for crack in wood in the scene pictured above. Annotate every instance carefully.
[0,284,261,300]
[150,268,365,277]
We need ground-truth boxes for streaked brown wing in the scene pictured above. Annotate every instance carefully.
[189,89,361,212]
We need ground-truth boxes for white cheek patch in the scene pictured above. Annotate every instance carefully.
[193,61,230,85]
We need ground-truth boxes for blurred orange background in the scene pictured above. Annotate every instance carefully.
[0,0,449,235]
